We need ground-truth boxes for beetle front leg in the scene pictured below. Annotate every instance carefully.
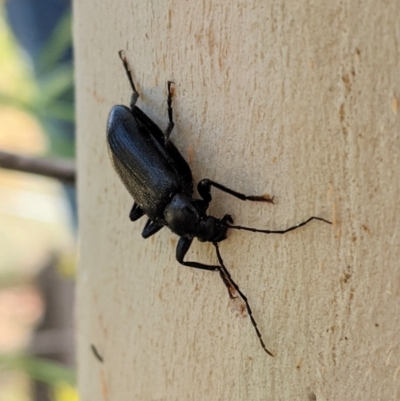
[197,179,274,204]
[176,237,220,271]
[164,81,175,142]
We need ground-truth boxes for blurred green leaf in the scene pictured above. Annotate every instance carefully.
[0,354,76,386]
[38,11,72,72]
[43,100,75,122]
[40,64,74,102]
[40,120,75,158]
[0,92,36,114]
[0,92,74,123]
[1,8,75,160]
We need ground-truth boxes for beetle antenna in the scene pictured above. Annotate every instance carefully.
[213,242,274,357]
[118,50,137,94]
[227,216,331,235]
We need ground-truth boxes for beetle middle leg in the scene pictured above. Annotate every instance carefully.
[198,179,274,204]
[164,81,175,142]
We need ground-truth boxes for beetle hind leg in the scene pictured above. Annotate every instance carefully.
[118,50,139,108]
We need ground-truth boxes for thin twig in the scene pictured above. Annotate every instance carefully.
[0,150,75,185]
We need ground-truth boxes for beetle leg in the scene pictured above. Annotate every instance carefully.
[176,237,220,271]
[163,81,175,142]
[197,179,274,204]
[129,202,144,221]
[142,219,163,238]
[213,242,274,357]
[118,50,139,109]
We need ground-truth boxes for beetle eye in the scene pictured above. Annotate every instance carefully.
[185,206,196,216]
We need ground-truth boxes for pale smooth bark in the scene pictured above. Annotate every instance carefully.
[75,1,400,400]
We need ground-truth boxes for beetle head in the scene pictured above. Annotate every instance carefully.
[195,214,232,243]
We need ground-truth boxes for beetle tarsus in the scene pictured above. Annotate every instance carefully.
[164,81,175,142]
[247,194,275,204]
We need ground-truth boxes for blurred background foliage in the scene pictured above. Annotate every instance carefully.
[0,1,77,400]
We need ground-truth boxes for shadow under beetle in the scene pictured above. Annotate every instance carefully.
[107,51,331,356]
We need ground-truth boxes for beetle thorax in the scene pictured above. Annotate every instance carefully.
[163,194,200,237]
[163,194,228,242]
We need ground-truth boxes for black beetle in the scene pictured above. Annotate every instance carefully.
[107,51,331,356]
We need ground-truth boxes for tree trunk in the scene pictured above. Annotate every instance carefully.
[75,1,400,400]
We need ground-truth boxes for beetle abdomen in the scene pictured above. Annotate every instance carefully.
[107,105,182,220]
